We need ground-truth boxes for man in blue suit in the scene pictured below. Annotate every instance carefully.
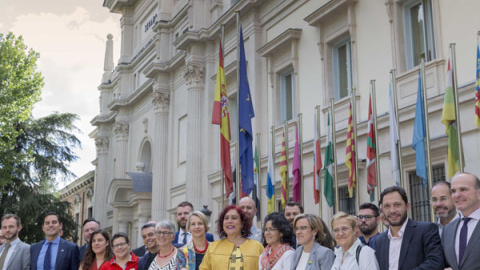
[173,202,213,248]
[375,186,444,270]
[30,212,79,270]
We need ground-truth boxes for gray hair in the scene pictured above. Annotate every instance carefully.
[156,219,176,233]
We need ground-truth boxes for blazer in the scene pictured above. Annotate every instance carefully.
[2,240,30,270]
[290,242,335,270]
[137,252,155,270]
[132,245,146,257]
[375,219,444,270]
[173,231,214,248]
[442,216,480,270]
[30,238,80,270]
[79,243,87,261]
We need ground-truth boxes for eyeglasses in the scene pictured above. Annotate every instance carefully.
[332,226,351,234]
[264,227,278,233]
[112,242,128,249]
[156,231,174,236]
[357,215,376,220]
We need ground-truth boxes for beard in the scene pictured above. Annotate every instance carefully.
[4,231,18,241]
[359,222,377,235]
[386,210,408,227]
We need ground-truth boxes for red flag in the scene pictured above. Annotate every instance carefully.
[345,102,356,198]
[366,94,376,202]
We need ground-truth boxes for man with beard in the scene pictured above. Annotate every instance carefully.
[173,201,214,248]
[284,201,303,226]
[431,181,459,235]
[357,202,380,249]
[78,218,100,260]
[0,214,30,270]
[375,186,444,270]
[136,223,159,270]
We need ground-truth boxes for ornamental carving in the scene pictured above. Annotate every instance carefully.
[184,65,205,86]
[95,137,109,154]
[153,90,170,111]
[114,122,129,138]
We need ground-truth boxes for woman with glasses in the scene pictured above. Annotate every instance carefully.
[179,211,211,270]
[80,229,113,270]
[100,232,138,270]
[330,212,379,270]
[199,205,264,270]
[148,220,186,270]
[258,213,295,270]
[290,214,335,270]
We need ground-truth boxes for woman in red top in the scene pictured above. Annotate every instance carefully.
[80,229,113,270]
[100,232,139,270]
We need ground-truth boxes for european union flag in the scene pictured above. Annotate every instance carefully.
[238,25,255,195]
[412,70,427,186]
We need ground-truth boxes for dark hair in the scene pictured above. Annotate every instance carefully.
[82,217,100,228]
[141,223,156,231]
[111,232,129,244]
[43,212,61,224]
[359,202,380,217]
[1,214,21,227]
[319,218,336,250]
[217,205,251,239]
[380,186,408,204]
[177,201,194,210]
[81,229,112,269]
[261,212,295,247]
[285,201,304,214]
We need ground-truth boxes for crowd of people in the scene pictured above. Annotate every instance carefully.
[0,172,479,269]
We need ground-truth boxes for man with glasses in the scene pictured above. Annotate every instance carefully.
[357,202,380,249]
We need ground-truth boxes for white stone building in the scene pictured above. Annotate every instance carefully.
[91,0,480,247]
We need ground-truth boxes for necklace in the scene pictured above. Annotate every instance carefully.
[157,246,175,258]
[193,240,208,254]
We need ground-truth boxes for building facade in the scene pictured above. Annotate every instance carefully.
[92,0,480,246]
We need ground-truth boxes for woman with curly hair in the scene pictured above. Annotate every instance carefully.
[79,229,113,270]
[199,205,263,270]
[258,212,295,270]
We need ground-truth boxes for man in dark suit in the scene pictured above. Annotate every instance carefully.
[172,202,213,248]
[375,186,444,270]
[442,173,480,270]
[137,223,159,270]
[78,217,100,260]
[30,212,79,270]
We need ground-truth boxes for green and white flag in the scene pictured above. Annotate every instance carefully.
[324,111,334,207]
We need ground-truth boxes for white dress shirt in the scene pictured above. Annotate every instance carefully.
[387,218,408,270]
[177,228,192,245]
[436,213,460,236]
[0,238,21,270]
[331,238,379,270]
[455,207,480,263]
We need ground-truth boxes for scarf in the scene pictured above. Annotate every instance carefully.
[260,243,294,270]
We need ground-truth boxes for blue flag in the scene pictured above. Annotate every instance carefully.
[238,25,255,195]
[412,70,427,186]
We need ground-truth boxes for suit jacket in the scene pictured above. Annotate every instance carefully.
[131,245,146,257]
[79,243,87,261]
[375,219,444,270]
[30,238,80,270]
[2,240,30,270]
[137,252,155,270]
[173,231,214,248]
[290,242,334,270]
[442,216,480,270]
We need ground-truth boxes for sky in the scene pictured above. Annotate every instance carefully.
[0,0,121,188]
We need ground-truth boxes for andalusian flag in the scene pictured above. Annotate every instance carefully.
[475,34,480,129]
[441,59,463,177]
[266,139,275,214]
[313,113,322,205]
[324,112,334,207]
[366,94,376,202]
[345,102,356,198]
[280,132,288,209]
[212,39,233,197]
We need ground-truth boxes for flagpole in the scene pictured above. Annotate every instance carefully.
[271,125,276,211]
[284,120,290,203]
[391,69,404,188]
[331,98,339,214]
[420,58,435,223]
[316,105,322,217]
[298,113,304,206]
[351,89,360,214]
[370,81,381,203]
[449,43,464,172]
[235,10,241,205]
[220,23,225,210]
[256,132,262,220]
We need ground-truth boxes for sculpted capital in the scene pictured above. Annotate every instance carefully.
[95,137,109,154]
[184,64,205,86]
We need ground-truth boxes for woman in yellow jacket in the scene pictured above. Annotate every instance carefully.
[199,205,264,270]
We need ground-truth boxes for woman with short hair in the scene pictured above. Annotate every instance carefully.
[100,232,138,270]
[148,220,186,270]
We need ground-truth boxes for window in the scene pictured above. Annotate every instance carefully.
[339,186,356,215]
[409,165,445,222]
[404,0,435,69]
[88,207,93,218]
[280,70,295,123]
[333,39,352,101]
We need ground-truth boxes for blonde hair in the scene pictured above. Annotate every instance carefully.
[187,211,210,232]
[331,211,357,230]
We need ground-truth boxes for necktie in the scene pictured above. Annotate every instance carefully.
[459,217,472,265]
[0,242,11,269]
[182,232,188,245]
[44,242,52,270]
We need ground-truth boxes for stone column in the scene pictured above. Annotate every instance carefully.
[184,64,205,208]
[114,121,129,179]
[118,221,128,234]
[94,136,109,227]
[151,75,170,221]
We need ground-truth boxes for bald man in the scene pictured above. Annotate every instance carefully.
[239,197,262,242]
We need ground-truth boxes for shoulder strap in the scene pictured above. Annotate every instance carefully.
[356,243,364,265]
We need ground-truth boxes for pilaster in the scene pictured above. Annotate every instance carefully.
[94,136,110,227]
